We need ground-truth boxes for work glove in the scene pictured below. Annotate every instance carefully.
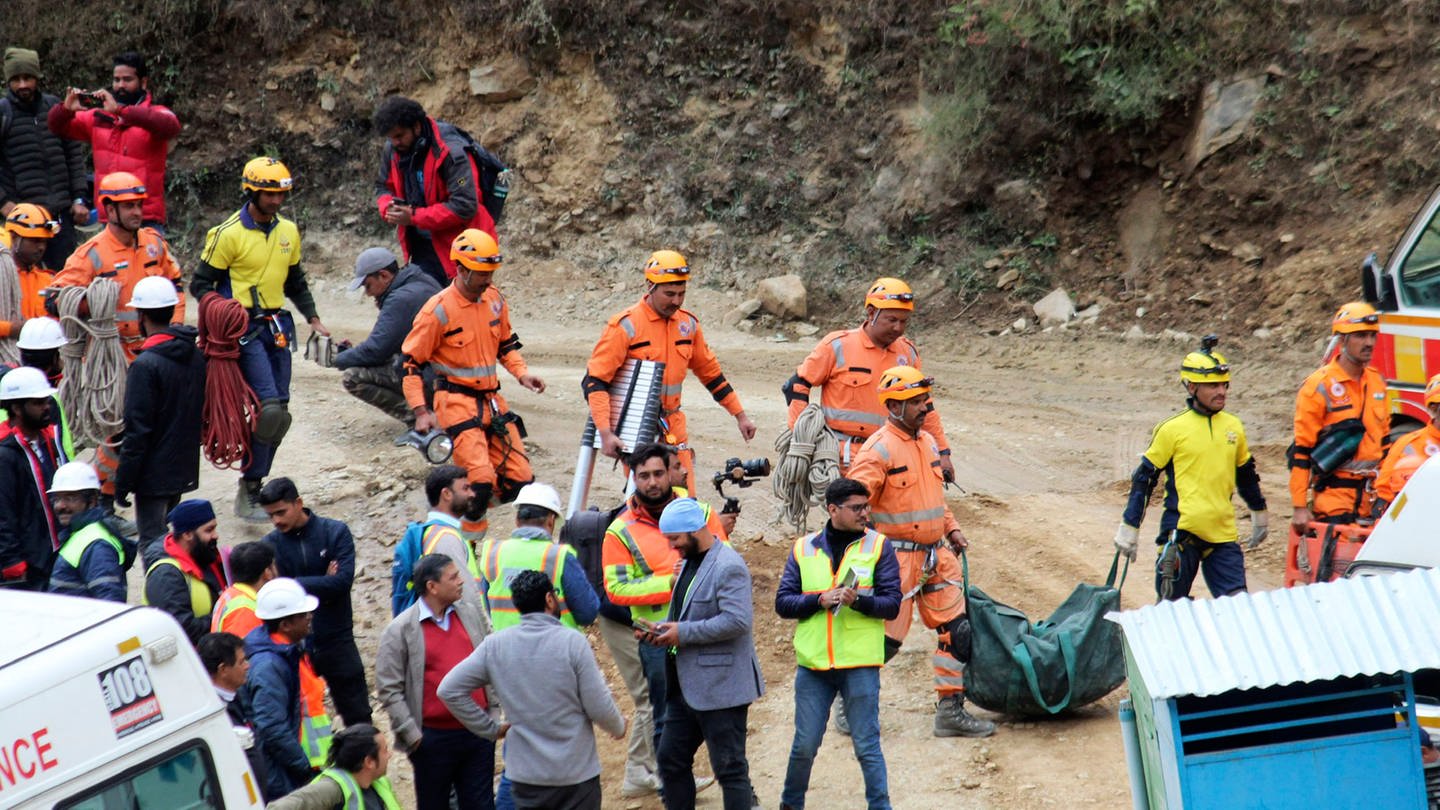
[2,560,27,581]
[1113,523,1139,562]
[1246,510,1269,550]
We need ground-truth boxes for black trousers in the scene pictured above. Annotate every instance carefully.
[511,776,600,810]
[310,636,372,725]
[658,661,753,810]
[135,494,179,569]
[411,726,495,810]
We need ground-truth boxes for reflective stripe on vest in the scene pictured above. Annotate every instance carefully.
[424,523,480,580]
[298,656,333,767]
[792,529,886,670]
[605,517,670,623]
[480,537,574,631]
[211,587,258,633]
[141,557,214,617]
[56,521,123,569]
[318,769,402,810]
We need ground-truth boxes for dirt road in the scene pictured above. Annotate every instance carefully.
[163,257,1313,809]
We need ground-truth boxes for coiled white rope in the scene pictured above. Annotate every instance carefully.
[771,401,840,532]
[55,280,127,448]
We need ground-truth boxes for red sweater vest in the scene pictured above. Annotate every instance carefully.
[421,615,484,728]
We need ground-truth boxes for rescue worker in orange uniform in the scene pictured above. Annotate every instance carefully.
[1374,372,1440,512]
[5,203,59,321]
[48,171,184,362]
[783,277,954,476]
[848,366,995,738]
[1289,302,1390,532]
[403,229,543,536]
[583,250,757,485]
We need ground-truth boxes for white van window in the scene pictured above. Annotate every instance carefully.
[58,743,221,810]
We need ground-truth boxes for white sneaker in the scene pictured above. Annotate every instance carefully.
[621,771,662,798]
[695,775,716,793]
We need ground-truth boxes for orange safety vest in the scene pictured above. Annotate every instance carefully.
[211,583,261,635]
[50,226,185,360]
[1289,359,1389,511]
[297,653,333,767]
[401,284,527,422]
[849,422,959,543]
[788,327,949,459]
[584,297,742,436]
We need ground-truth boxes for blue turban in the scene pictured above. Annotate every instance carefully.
[168,499,217,536]
[658,498,707,534]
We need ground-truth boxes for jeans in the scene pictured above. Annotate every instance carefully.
[238,312,294,480]
[781,667,889,810]
[494,770,513,810]
[658,661,752,810]
[134,493,179,569]
[410,726,495,810]
[637,636,669,758]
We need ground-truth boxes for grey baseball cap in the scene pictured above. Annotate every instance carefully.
[351,247,399,290]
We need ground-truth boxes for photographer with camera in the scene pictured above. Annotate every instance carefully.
[48,52,179,232]
[334,247,441,428]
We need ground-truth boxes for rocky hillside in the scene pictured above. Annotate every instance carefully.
[16,0,1440,343]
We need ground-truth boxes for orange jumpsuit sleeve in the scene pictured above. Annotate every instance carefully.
[584,322,629,430]
[705,505,730,544]
[51,248,97,289]
[495,298,529,380]
[401,307,442,410]
[1289,378,1326,509]
[688,322,743,416]
[787,339,835,427]
[848,442,889,508]
[1374,433,1415,505]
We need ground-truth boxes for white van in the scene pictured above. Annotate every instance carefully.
[1352,454,1440,575]
[0,590,263,809]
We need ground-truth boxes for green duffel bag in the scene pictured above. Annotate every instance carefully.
[961,551,1128,717]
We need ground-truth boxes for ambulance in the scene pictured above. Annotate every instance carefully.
[1361,182,1440,428]
[0,590,263,809]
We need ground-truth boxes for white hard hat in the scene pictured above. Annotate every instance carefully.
[17,317,65,350]
[48,461,100,493]
[127,276,180,310]
[254,577,319,620]
[0,366,57,400]
[513,482,563,517]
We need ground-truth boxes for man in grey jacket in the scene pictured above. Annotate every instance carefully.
[439,569,625,810]
[376,554,493,810]
[640,498,764,810]
[334,246,441,427]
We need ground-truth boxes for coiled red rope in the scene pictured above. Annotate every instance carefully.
[198,292,258,469]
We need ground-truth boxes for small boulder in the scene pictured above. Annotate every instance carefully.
[722,298,763,328]
[757,274,808,320]
[1032,288,1075,326]
[468,58,538,102]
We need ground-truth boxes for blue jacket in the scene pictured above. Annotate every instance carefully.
[333,263,441,371]
[264,510,356,644]
[242,625,310,798]
[775,523,902,623]
[47,507,134,602]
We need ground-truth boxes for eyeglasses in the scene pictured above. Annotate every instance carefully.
[834,502,870,512]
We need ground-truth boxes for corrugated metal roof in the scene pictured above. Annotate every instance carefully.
[1105,566,1440,700]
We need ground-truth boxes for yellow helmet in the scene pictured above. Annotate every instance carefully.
[1425,373,1440,407]
[877,365,933,404]
[1331,301,1379,334]
[5,203,58,239]
[865,277,915,311]
[643,250,690,284]
[450,228,502,272]
[1179,349,1231,384]
[241,157,294,193]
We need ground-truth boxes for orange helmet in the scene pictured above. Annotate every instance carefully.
[643,250,690,284]
[1331,301,1379,334]
[877,365,933,404]
[865,277,915,311]
[97,172,147,204]
[1425,373,1440,407]
[450,229,502,272]
[5,204,59,239]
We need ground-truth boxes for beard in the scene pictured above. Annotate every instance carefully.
[192,540,220,568]
[112,87,145,106]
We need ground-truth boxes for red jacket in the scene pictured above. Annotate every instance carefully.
[374,117,494,279]
[48,93,181,225]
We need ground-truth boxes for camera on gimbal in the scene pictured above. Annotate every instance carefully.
[712,457,772,515]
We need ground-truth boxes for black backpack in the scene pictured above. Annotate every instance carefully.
[452,125,511,224]
[559,503,624,593]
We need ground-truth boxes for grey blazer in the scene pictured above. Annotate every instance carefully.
[374,598,492,752]
[672,541,765,711]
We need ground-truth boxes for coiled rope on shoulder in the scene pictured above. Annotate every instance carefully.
[198,292,258,469]
[55,280,126,448]
[771,401,840,532]
[0,249,22,366]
